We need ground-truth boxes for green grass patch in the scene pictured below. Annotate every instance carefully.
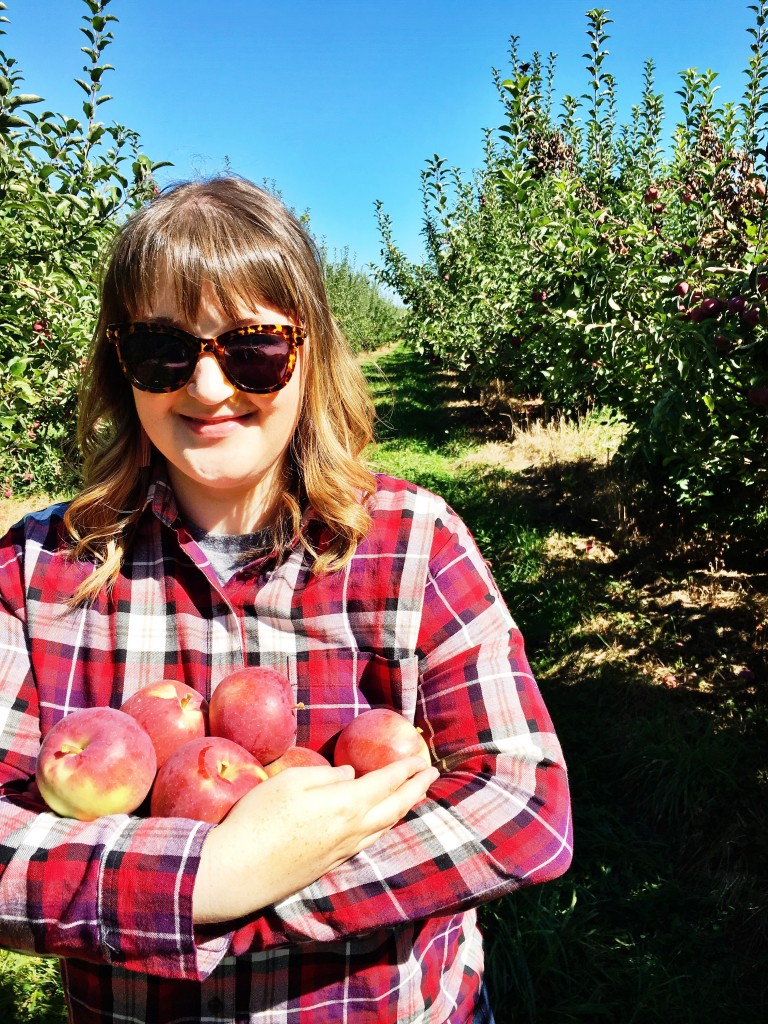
[363,343,768,1024]
[0,953,67,1022]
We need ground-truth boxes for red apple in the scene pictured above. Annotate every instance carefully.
[36,707,157,821]
[742,305,761,327]
[333,709,431,776]
[689,297,723,323]
[208,666,298,765]
[150,736,267,823]
[263,746,331,777]
[121,679,208,768]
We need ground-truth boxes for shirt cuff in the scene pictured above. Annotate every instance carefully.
[97,814,223,980]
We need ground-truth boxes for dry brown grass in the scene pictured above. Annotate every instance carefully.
[458,406,768,709]
[459,410,628,475]
[0,493,68,536]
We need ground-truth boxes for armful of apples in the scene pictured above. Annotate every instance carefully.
[34,668,438,924]
[193,755,437,924]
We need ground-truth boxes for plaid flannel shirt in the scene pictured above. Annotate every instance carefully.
[0,472,572,1024]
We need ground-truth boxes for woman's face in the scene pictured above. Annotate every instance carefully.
[132,282,305,534]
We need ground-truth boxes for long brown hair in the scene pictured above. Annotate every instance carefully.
[65,177,376,601]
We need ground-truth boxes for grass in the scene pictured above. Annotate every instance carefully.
[2,342,766,1022]
[365,344,768,1024]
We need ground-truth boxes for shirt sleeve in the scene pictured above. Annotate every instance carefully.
[0,527,226,981]
[231,498,573,952]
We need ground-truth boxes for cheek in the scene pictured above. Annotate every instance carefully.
[277,377,304,438]
[132,391,174,437]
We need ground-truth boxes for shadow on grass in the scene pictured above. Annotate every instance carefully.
[365,346,496,449]
[364,344,768,1024]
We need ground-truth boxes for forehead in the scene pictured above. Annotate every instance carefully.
[136,276,295,331]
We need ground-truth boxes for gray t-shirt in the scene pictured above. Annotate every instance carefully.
[184,522,272,583]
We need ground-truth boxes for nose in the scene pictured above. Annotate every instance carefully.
[186,352,236,403]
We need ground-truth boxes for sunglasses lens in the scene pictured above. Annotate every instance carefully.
[120,330,194,391]
[223,333,293,392]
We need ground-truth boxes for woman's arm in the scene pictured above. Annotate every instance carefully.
[0,569,209,979]
[0,585,435,976]
[193,758,437,924]
[224,500,573,952]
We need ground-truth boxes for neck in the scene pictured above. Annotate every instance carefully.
[166,463,286,536]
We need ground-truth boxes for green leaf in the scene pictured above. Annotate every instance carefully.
[0,112,31,130]
[7,93,44,108]
[14,379,40,405]
[7,356,30,378]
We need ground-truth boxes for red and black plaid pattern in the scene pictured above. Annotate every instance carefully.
[0,473,572,1023]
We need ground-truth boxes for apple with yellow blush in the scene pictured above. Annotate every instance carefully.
[36,707,157,821]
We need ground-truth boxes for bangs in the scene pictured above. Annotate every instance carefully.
[106,182,318,326]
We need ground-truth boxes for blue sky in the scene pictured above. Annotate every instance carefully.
[4,0,756,271]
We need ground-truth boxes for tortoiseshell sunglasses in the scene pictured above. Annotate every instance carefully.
[106,322,305,394]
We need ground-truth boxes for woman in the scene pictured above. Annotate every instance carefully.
[0,176,572,1024]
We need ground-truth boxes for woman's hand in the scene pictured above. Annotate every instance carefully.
[193,757,438,924]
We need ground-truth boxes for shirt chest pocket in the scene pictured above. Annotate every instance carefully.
[296,652,422,759]
[357,653,422,724]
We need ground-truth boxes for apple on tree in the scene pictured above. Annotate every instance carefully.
[36,707,157,821]
[150,736,268,824]
[333,708,431,776]
[121,679,208,768]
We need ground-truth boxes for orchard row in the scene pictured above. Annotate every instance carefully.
[375,7,768,528]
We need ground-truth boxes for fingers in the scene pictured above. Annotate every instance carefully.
[265,757,438,837]
[338,755,436,799]
[349,761,438,835]
[273,757,433,798]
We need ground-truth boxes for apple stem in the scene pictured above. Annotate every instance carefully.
[293,702,306,710]
[56,741,85,757]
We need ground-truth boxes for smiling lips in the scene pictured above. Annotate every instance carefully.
[181,412,255,437]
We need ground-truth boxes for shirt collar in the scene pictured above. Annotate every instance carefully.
[141,463,327,566]
[143,465,184,531]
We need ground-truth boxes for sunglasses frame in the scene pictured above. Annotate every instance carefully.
[106,321,306,394]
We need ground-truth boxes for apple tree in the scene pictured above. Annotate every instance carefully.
[0,0,169,496]
[376,5,768,530]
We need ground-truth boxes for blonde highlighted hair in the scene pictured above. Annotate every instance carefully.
[65,176,376,602]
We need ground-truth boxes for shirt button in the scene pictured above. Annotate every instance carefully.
[207,996,225,1016]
